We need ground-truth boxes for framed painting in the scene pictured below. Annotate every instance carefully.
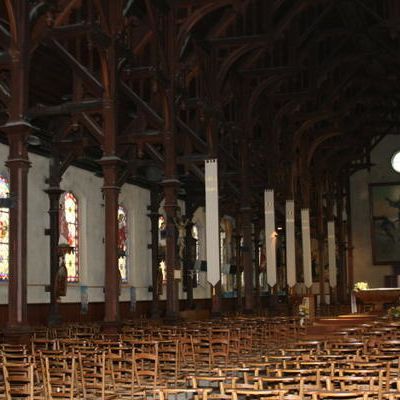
[369,182,400,264]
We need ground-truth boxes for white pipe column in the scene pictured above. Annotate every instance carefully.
[286,200,296,289]
[301,208,313,290]
[328,221,337,298]
[205,159,220,292]
[264,190,277,289]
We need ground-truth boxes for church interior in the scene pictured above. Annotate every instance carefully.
[1,0,400,398]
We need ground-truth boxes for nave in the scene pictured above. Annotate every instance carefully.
[2,313,400,399]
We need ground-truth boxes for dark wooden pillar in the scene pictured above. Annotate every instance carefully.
[254,222,261,311]
[4,124,31,329]
[240,123,253,312]
[45,165,64,325]
[183,202,196,310]
[2,0,31,334]
[163,179,180,320]
[100,158,121,325]
[336,182,346,303]
[241,207,253,313]
[148,186,161,319]
[345,176,354,298]
[234,230,243,312]
[325,188,336,306]
[317,187,326,305]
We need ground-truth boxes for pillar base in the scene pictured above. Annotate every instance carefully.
[48,307,62,327]
[102,320,121,335]
[3,324,31,344]
[164,312,182,325]
[211,311,222,319]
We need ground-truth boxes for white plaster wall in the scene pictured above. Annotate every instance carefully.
[0,143,156,305]
[351,134,400,287]
[0,142,213,306]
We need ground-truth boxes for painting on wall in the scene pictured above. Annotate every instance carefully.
[369,182,400,264]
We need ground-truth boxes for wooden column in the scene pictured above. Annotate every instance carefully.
[45,165,64,326]
[240,125,253,312]
[234,230,242,312]
[2,0,31,334]
[345,176,354,298]
[100,157,121,325]
[317,187,326,305]
[148,186,161,319]
[326,189,337,304]
[163,179,179,320]
[336,183,347,303]
[254,221,261,311]
[183,203,196,310]
[242,207,253,313]
[4,124,31,329]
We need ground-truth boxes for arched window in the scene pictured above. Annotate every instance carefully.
[191,224,200,261]
[59,192,79,282]
[0,175,9,281]
[118,205,128,283]
[158,215,167,283]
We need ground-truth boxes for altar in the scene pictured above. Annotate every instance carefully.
[352,288,400,312]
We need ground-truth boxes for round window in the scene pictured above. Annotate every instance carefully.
[391,151,400,173]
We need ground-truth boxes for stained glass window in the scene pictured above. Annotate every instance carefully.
[0,175,9,281]
[59,192,79,282]
[118,205,128,283]
[158,215,167,283]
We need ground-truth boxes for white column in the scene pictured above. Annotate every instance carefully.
[328,221,337,288]
[286,200,296,287]
[264,190,277,287]
[301,208,312,289]
[205,159,220,287]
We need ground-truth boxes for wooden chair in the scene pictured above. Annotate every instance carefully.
[153,387,212,400]
[41,353,80,400]
[2,361,43,400]
[225,388,289,399]
[78,350,117,400]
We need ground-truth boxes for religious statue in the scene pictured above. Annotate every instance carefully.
[220,215,235,264]
[118,211,127,256]
[174,208,189,261]
[55,258,68,298]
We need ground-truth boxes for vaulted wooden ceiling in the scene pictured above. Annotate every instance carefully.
[0,0,399,217]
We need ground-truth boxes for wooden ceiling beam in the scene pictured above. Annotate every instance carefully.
[49,23,94,40]
[51,40,103,97]
[27,99,103,118]
[120,81,163,128]
[176,117,207,152]
[239,66,301,76]
[0,25,10,48]
[207,34,271,47]
[77,112,103,144]
[0,51,10,65]
[118,131,162,145]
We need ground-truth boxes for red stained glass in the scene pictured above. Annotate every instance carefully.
[59,192,79,282]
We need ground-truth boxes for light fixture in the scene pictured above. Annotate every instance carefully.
[391,150,400,173]
[26,134,41,146]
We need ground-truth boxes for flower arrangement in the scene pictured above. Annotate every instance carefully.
[353,281,369,291]
[388,306,400,319]
[298,305,309,318]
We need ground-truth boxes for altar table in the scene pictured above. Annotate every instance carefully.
[353,288,400,312]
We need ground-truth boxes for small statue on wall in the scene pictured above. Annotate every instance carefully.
[174,208,189,261]
[55,258,68,298]
[220,215,235,264]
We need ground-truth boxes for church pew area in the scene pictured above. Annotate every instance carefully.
[1,315,400,399]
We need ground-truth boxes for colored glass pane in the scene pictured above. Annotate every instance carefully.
[0,175,9,281]
[60,192,79,282]
[118,206,128,283]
